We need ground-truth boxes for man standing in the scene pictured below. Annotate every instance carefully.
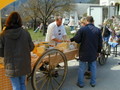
[45,16,67,46]
[70,16,102,88]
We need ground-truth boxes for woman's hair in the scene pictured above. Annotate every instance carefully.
[80,17,87,25]
[5,12,22,28]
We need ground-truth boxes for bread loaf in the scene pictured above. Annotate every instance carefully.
[55,42,69,51]
[36,46,45,56]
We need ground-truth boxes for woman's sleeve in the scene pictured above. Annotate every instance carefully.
[27,32,35,51]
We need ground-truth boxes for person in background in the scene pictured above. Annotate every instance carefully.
[70,16,102,88]
[80,17,87,27]
[45,16,67,47]
[68,16,75,31]
[0,12,34,90]
[111,16,116,23]
[108,30,119,48]
[108,30,119,57]
[101,22,111,43]
[34,23,43,33]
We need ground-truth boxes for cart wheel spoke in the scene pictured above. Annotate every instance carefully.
[46,77,51,90]
[48,54,50,63]
[58,74,64,77]
[36,69,48,74]
[55,52,58,60]
[48,54,51,71]
[40,77,49,89]
[36,75,47,84]
[50,78,54,90]
[53,77,60,86]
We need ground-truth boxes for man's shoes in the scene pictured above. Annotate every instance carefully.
[118,63,120,65]
[90,84,95,87]
[76,83,84,88]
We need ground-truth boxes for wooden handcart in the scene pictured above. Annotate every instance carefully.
[30,47,108,90]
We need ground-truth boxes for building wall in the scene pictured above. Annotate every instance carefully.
[100,0,120,6]
[71,3,99,17]
[100,0,110,6]
[100,0,120,16]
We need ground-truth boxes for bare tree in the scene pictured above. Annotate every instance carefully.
[19,0,72,36]
[18,0,39,30]
[1,6,15,28]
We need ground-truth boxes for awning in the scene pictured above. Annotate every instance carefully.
[0,0,16,10]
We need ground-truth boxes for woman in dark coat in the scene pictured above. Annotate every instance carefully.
[0,12,34,90]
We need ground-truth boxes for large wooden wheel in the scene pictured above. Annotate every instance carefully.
[98,41,111,65]
[102,41,111,57]
[31,49,68,90]
[98,49,108,65]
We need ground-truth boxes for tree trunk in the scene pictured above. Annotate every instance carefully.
[43,22,47,36]
[33,18,37,31]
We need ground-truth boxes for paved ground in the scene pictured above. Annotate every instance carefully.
[27,48,120,90]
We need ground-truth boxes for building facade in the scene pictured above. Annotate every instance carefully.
[71,3,99,18]
[100,0,120,16]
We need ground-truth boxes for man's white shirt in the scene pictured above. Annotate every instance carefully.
[45,22,67,46]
